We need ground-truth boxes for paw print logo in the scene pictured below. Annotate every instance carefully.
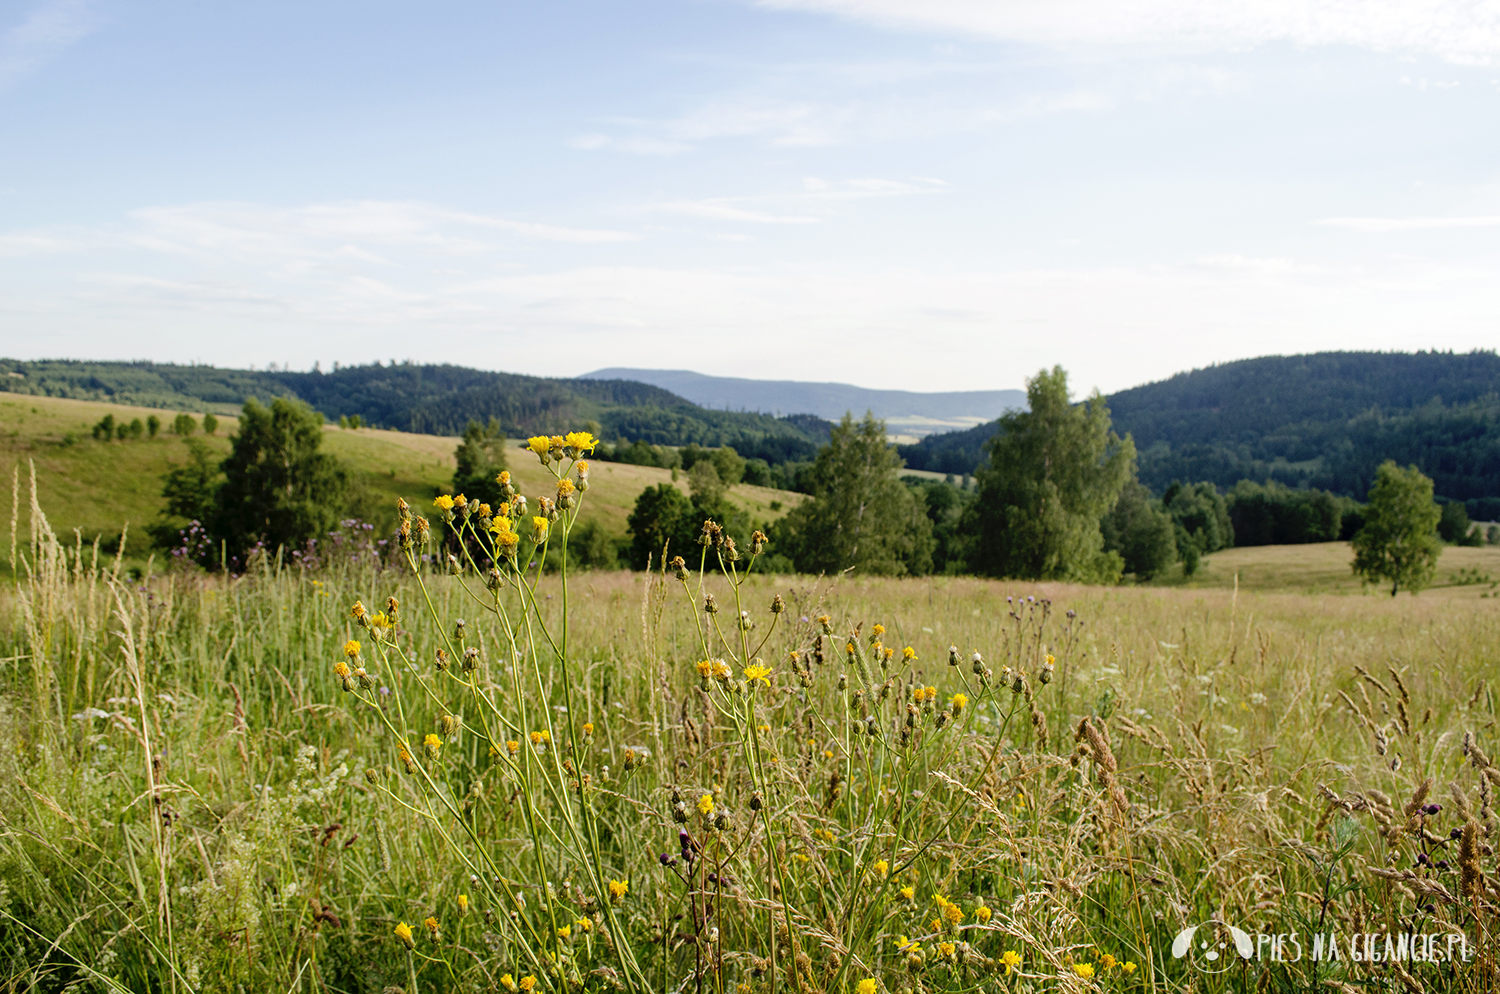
[1170,919,1255,973]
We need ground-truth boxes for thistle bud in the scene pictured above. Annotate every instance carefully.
[486,568,503,591]
[749,791,763,812]
[750,530,767,556]
[447,553,462,575]
[396,497,411,521]
[355,667,375,690]
[721,536,740,562]
[949,645,960,667]
[365,767,382,785]
[435,648,449,673]
[971,651,984,675]
[704,593,718,615]
[462,646,480,673]
[1011,672,1025,695]
[671,556,689,581]
[440,713,461,737]
[771,593,785,614]
[454,619,467,642]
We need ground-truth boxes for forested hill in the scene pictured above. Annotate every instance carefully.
[0,359,830,464]
[900,351,1500,506]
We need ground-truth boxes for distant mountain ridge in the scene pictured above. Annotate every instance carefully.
[0,359,830,465]
[899,350,1500,508]
[581,368,1025,439]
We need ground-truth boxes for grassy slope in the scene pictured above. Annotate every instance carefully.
[1156,540,1500,599]
[1,394,803,568]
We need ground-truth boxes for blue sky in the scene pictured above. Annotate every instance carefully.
[1,0,1497,394]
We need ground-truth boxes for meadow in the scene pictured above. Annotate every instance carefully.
[1,441,1496,993]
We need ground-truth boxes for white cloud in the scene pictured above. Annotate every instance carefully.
[0,0,100,93]
[1318,215,1500,232]
[756,0,1500,62]
[648,201,822,224]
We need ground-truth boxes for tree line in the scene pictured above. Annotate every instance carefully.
[153,376,1482,594]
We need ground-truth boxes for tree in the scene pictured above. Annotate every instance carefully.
[92,414,115,440]
[147,414,161,438]
[775,412,933,576]
[210,398,348,563]
[172,412,197,436]
[149,440,221,549]
[1101,480,1177,580]
[711,446,746,486]
[1162,480,1233,574]
[969,367,1135,582]
[1351,461,1442,596]
[452,418,508,507]
[626,483,694,569]
[203,412,219,435]
[1438,501,1481,546]
[687,461,726,505]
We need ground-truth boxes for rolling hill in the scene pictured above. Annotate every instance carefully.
[0,359,829,465]
[899,350,1500,513]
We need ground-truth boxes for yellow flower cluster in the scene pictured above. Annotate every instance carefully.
[743,663,772,685]
[608,878,628,902]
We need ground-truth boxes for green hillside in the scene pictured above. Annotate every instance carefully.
[0,358,828,465]
[899,350,1500,511]
[0,393,803,571]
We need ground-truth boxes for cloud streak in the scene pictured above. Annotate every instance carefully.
[1318,215,1500,232]
[0,0,100,93]
[756,0,1500,62]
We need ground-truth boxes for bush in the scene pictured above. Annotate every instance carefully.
[172,412,197,436]
[147,414,161,438]
[203,412,219,434]
[92,414,115,440]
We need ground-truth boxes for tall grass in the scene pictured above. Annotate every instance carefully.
[1,452,1497,993]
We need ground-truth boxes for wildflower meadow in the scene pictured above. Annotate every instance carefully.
[1,434,1497,993]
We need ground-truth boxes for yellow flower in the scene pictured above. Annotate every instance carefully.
[696,659,714,677]
[938,941,955,957]
[531,516,549,543]
[424,733,442,757]
[582,722,594,736]
[697,793,715,816]
[394,921,414,949]
[1101,953,1117,970]
[575,459,590,477]
[556,924,571,939]
[434,494,455,510]
[350,599,367,621]
[576,917,591,932]
[974,905,992,923]
[424,916,439,937]
[506,739,520,754]
[743,663,772,685]
[949,692,967,715]
[873,859,889,879]
[343,639,360,658]
[608,878,629,902]
[457,894,469,914]
[333,660,351,678]
[792,852,810,864]
[813,827,834,842]
[898,886,914,901]
[564,430,598,454]
[942,902,964,925]
[497,470,511,486]
[1074,963,1095,979]
[557,477,576,498]
[1122,962,1137,974]
[856,980,878,994]
[924,686,937,701]
[872,623,885,637]
[527,436,551,458]
[501,976,518,993]
[1001,950,1021,974]
[902,646,916,661]
[529,729,551,746]
[519,977,537,992]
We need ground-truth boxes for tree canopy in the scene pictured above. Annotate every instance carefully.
[1350,460,1442,596]
[776,413,932,576]
[968,367,1135,582]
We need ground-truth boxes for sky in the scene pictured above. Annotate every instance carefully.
[1,0,1498,395]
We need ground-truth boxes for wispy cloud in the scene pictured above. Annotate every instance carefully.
[0,0,101,93]
[756,0,1500,63]
[0,200,639,261]
[638,176,945,225]
[1318,215,1500,232]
